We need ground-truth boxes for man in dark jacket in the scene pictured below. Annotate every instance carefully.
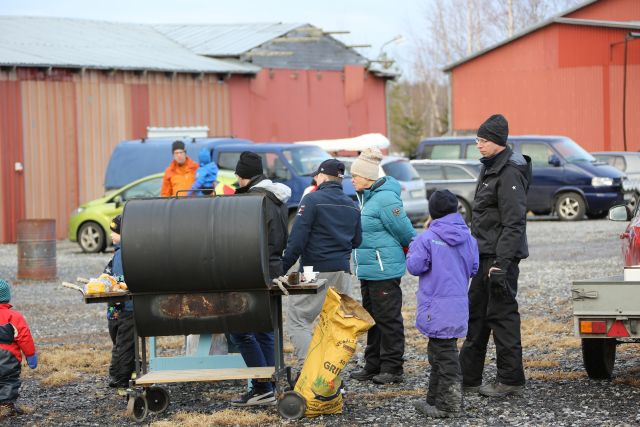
[230,151,291,407]
[282,158,362,365]
[459,114,532,397]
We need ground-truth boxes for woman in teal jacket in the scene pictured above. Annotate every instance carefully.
[349,148,416,385]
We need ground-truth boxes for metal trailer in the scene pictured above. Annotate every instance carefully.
[571,275,640,379]
[90,193,325,422]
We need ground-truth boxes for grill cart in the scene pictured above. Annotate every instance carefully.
[87,194,323,422]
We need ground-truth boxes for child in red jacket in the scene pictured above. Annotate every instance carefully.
[0,278,37,418]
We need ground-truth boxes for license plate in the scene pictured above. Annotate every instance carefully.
[410,190,423,198]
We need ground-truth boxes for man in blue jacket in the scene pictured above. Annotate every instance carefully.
[282,159,362,365]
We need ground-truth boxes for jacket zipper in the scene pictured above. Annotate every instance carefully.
[376,250,384,271]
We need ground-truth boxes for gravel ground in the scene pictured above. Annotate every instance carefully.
[0,218,639,426]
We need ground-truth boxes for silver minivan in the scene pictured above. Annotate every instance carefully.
[339,156,429,224]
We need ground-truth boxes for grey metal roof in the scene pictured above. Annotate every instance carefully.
[442,0,638,72]
[153,22,304,56]
[0,16,259,74]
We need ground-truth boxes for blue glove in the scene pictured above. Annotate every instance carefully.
[26,353,38,369]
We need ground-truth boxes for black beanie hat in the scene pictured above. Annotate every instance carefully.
[235,151,263,179]
[172,140,185,153]
[477,114,509,146]
[110,215,122,234]
[429,190,458,220]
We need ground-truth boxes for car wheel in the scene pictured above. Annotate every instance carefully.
[581,338,616,379]
[456,197,472,224]
[626,191,639,212]
[78,221,106,253]
[555,192,585,221]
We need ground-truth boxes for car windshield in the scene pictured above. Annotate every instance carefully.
[552,138,596,163]
[283,146,331,176]
[382,160,421,181]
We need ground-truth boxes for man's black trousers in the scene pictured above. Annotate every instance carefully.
[360,278,404,375]
[459,258,525,386]
[108,311,136,383]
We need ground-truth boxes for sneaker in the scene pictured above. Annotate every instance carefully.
[230,389,276,407]
[108,378,129,388]
[414,401,461,418]
[478,382,524,397]
[372,372,403,384]
[350,369,378,381]
[462,384,481,393]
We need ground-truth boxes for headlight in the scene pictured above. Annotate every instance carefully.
[72,207,85,215]
[592,177,613,187]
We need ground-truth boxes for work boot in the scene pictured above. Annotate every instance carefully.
[372,372,403,384]
[414,401,461,418]
[479,382,524,397]
[350,369,378,381]
[462,384,481,393]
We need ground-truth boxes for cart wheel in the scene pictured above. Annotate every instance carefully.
[127,395,148,422]
[277,390,306,420]
[146,386,170,413]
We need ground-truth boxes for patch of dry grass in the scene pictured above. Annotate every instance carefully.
[612,377,640,387]
[521,317,571,335]
[201,390,238,401]
[527,370,587,381]
[149,409,279,426]
[155,336,184,350]
[23,344,111,387]
[41,371,80,387]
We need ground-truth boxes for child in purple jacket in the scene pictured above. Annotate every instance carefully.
[406,190,479,418]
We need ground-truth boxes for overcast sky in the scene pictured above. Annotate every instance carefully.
[0,0,425,76]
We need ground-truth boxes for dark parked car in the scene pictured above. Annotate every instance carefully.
[410,159,481,223]
[415,136,625,220]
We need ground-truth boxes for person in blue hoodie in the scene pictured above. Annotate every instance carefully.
[188,148,219,196]
[103,215,135,388]
[349,148,416,385]
[406,190,479,418]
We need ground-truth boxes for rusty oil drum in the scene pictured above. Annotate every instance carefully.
[17,219,56,280]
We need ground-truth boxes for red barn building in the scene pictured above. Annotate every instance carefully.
[445,0,640,153]
[0,18,393,242]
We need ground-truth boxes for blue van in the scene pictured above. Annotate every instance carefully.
[104,138,356,222]
[104,137,250,190]
[415,135,625,220]
[212,143,357,216]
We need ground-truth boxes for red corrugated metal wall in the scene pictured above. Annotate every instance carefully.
[451,23,640,152]
[0,69,232,242]
[565,0,640,21]
[228,67,386,141]
[0,77,26,243]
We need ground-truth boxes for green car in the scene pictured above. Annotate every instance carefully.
[68,171,238,252]
[68,173,164,253]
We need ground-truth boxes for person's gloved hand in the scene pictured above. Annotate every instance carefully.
[26,353,38,369]
[489,269,512,301]
[0,323,15,344]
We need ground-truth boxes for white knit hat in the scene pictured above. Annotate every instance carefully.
[350,147,383,180]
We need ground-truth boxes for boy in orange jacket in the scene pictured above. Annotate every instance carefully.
[0,278,37,418]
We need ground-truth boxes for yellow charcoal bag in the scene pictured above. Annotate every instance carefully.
[294,288,375,417]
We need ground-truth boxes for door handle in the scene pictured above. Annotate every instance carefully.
[620,232,630,239]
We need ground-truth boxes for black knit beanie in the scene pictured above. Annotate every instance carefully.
[110,215,122,234]
[235,151,263,179]
[429,190,458,219]
[172,140,185,152]
[477,114,509,146]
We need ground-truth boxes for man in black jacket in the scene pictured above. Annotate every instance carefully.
[282,159,362,364]
[230,151,291,407]
[459,114,532,398]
